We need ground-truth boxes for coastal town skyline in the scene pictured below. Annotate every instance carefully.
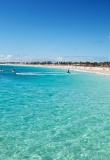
[0,0,110,62]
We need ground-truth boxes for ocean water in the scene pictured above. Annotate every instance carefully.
[0,65,110,160]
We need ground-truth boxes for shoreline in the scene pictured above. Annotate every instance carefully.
[0,63,110,76]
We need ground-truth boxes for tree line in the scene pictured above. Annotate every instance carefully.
[1,61,110,67]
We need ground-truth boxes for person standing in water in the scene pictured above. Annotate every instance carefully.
[12,69,16,74]
[67,70,70,74]
[0,69,3,72]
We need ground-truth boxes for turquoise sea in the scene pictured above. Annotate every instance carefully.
[0,65,110,160]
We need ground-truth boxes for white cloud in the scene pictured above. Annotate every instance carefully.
[0,54,39,62]
[108,35,110,39]
[0,54,109,62]
[57,57,63,62]
[6,55,13,60]
[0,54,13,62]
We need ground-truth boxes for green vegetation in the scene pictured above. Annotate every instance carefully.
[1,61,110,67]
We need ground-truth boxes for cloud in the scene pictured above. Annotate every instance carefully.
[6,55,13,60]
[0,54,13,61]
[0,54,109,62]
[108,35,110,39]
[0,54,35,62]
[57,57,63,62]
[0,54,60,62]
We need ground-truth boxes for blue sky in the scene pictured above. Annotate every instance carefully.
[0,0,110,62]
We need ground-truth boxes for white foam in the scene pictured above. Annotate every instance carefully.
[15,72,76,76]
[95,72,110,76]
[74,69,88,72]
[16,72,37,75]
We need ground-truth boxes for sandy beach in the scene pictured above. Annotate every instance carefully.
[1,63,110,76]
[41,64,110,76]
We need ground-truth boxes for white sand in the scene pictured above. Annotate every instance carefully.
[43,65,110,76]
[0,63,110,76]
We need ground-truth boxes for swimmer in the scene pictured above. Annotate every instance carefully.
[12,69,16,74]
[0,69,3,72]
[67,70,70,74]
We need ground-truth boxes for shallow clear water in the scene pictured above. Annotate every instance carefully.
[0,65,110,160]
